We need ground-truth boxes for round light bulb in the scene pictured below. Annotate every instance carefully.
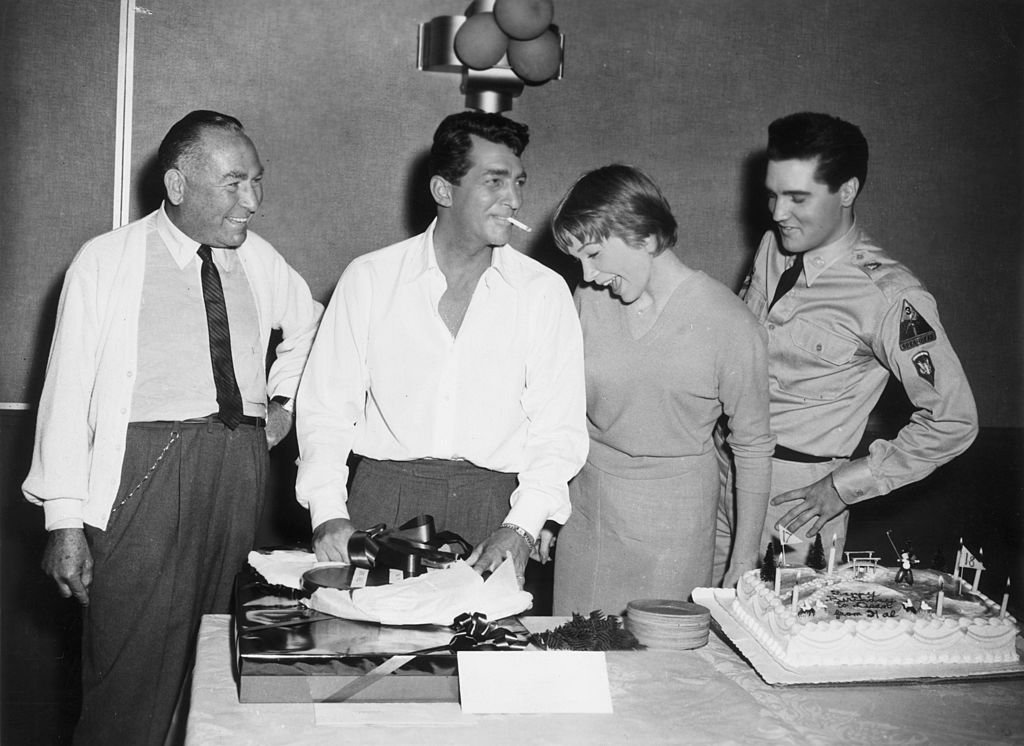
[494,0,554,41]
[508,29,560,83]
[453,12,509,70]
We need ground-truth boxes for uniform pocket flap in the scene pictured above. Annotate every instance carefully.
[789,317,857,365]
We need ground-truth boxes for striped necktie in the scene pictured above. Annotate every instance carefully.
[197,244,243,428]
[769,252,804,311]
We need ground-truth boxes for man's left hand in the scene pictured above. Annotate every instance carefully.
[466,526,531,587]
[265,400,293,449]
[770,474,848,538]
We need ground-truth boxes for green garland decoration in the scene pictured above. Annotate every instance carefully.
[528,610,641,651]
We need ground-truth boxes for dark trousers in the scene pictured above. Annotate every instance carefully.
[347,458,518,547]
[76,420,266,746]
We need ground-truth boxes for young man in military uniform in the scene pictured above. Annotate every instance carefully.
[715,112,978,576]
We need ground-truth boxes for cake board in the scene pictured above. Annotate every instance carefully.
[692,587,1024,687]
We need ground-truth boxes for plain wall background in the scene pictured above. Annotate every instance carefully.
[2,0,1021,426]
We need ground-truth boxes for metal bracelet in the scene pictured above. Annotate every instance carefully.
[499,522,536,550]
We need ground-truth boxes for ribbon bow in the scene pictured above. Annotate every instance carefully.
[412,612,527,655]
[347,514,472,579]
[449,612,528,651]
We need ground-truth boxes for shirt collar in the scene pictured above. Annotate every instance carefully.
[801,220,860,287]
[487,244,518,288]
[400,220,441,283]
[156,203,239,271]
[401,219,517,289]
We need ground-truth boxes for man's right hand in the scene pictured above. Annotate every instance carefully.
[42,528,93,606]
[312,517,357,562]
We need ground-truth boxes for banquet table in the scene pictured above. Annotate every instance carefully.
[186,614,1024,745]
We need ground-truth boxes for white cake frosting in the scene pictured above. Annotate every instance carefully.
[732,564,1019,669]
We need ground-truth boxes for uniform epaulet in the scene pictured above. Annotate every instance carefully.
[850,238,923,303]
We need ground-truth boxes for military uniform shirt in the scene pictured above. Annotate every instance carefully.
[742,225,978,505]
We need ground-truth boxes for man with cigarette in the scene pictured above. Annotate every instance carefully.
[714,111,978,574]
[296,110,587,583]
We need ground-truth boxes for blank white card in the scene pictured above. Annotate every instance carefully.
[457,651,613,714]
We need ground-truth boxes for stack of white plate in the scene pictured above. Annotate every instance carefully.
[626,598,711,650]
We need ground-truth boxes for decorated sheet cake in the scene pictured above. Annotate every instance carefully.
[731,562,1019,670]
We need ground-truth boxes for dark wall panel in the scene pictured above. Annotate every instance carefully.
[126,0,1022,426]
[0,0,121,404]
[4,0,1022,426]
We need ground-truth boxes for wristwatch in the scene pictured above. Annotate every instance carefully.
[270,395,294,414]
[500,522,537,550]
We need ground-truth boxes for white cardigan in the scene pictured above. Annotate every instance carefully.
[22,210,323,530]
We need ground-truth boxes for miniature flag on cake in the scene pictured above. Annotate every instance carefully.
[957,544,985,571]
[779,525,803,546]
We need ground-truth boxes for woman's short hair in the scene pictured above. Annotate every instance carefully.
[551,164,677,256]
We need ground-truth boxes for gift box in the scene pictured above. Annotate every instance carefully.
[232,568,528,703]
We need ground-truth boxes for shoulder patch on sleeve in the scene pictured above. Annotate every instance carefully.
[911,351,935,386]
[899,300,937,351]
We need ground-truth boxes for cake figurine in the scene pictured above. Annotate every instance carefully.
[887,530,919,586]
[894,545,919,586]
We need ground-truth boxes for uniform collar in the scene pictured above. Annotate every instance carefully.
[801,220,860,287]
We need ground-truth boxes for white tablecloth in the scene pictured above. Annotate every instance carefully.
[186,615,1024,745]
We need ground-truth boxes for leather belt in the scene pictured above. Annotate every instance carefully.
[773,445,839,464]
[181,414,266,428]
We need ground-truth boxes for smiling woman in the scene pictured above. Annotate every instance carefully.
[549,165,776,617]
[564,234,657,312]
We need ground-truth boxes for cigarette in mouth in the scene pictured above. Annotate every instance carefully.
[506,216,532,232]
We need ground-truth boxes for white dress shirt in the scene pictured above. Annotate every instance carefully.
[296,221,588,539]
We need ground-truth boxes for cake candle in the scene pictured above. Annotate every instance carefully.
[1000,578,1010,619]
[791,586,799,612]
[936,589,944,617]
[774,569,782,595]
[827,533,837,574]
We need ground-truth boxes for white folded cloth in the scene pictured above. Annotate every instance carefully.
[247,549,318,590]
[304,559,533,626]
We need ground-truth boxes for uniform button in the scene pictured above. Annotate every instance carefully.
[812,256,824,267]
[815,343,823,352]
[126,371,133,378]
[768,323,776,331]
